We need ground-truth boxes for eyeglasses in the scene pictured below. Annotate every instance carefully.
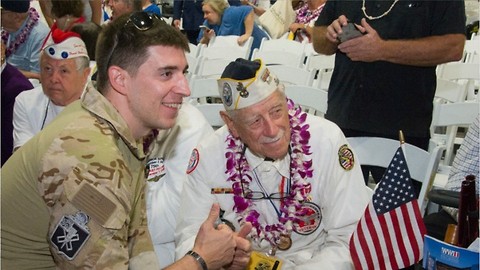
[124,11,163,31]
[237,145,293,201]
[242,186,293,200]
[240,175,292,201]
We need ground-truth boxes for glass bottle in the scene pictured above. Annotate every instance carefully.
[456,175,478,248]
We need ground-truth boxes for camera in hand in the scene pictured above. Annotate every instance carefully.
[337,23,364,43]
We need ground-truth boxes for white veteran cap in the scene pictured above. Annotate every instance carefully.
[217,58,281,111]
[42,25,89,61]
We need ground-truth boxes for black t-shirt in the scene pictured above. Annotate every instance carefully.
[315,0,466,137]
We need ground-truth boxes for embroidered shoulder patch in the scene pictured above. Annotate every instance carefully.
[145,157,166,182]
[186,149,200,174]
[51,211,90,260]
[338,144,354,171]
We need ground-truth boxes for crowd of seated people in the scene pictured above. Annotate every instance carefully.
[1,0,478,269]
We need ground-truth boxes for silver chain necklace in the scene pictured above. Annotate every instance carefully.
[362,0,400,20]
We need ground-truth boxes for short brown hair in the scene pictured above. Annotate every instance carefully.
[95,12,189,94]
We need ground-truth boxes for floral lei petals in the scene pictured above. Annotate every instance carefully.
[225,98,312,248]
[1,8,40,58]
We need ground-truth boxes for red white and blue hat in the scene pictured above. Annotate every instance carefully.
[42,25,89,61]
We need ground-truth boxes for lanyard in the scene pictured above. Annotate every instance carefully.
[252,169,290,219]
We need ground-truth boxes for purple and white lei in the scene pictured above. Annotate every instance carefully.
[2,8,40,58]
[225,99,313,248]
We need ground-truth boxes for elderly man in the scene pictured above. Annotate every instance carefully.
[175,58,372,269]
[2,12,250,269]
[0,0,50,79]
[12,30,91,150]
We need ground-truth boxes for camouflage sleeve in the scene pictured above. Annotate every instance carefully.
[39,126,158,268]
[128,177,160,269]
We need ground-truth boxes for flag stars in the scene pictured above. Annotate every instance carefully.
[371,148,417,213]
[352,147,425,269]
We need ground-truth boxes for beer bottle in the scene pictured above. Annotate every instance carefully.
[456,175,479,248]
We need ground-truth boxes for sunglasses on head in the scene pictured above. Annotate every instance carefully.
[105,12,164,68]
[124,11,163,31]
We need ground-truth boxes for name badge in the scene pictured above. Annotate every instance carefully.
[247,251,283,270]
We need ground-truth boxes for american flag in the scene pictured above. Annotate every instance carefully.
[350,146,426,270]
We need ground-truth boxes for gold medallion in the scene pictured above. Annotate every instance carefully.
[277,234,292,251]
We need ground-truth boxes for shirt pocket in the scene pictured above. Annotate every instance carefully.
[64,180,127,230]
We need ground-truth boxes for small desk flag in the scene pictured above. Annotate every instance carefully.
[350,146,426,270]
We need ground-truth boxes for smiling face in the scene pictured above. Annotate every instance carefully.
[224,90,291,160]
[122,45,190,137]
[40,54,90,106]
[202,3,221,25]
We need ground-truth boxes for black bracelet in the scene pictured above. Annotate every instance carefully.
[186,250,208,270]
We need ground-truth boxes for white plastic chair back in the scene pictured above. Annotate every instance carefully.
[195,103,225,129]
[284,85,328,116]
[194,57,232,79]
[347,136,445,215]
[251,49,306,68]
[437,62,480,101]
[258,37,306,52]
[434,78,468,104]
[304,53,335,72]
[188,77,221,105]
[200,35,253,60]
[429,101,480,166]
[266,65,316,86]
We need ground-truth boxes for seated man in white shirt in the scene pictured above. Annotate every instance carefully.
[13,29,90,149]
[175,58,372,269]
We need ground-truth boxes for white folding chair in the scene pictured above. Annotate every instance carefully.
[437,62,480,101]
[188,42,202,58]
[193,57,232,79]
[315,70,333,91]
[429,101,480,166]
[188,77,221,105]
[200,35,253,60]
[304,53,335,72]
[266,65,317,86]
[194,103,225,129]
[304,53,335,90]
[252,37,307,67]
[251,49,306,68]
[462,39,479,63]
[303,42,316,58]
[185,53,199,81]
[434,78,468,104]
[257,37,306,53]
[347,136,445,215]
[284,85,328,116]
